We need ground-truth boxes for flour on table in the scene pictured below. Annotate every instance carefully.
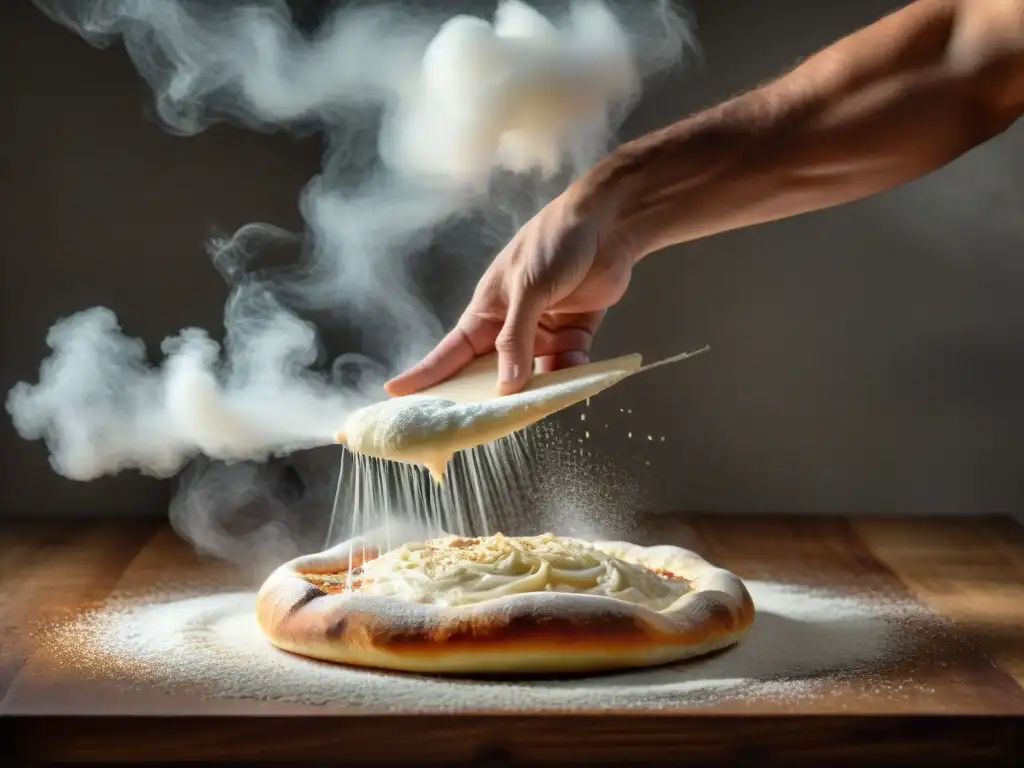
[41,580,933,711]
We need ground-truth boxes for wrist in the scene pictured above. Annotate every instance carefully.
[565,145,661,264]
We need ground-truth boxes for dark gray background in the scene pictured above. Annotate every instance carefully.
[3,0,1023,518]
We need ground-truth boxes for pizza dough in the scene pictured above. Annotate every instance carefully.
[256,533,755,675]
[337,367,632,483]
[336,349,707,482]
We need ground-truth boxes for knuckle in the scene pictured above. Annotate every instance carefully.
[494,331,522,354]
[472,272,501,303]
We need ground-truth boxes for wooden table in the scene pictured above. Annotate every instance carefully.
[2,515,1022,766]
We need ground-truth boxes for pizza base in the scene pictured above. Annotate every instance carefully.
[255,536,755,675]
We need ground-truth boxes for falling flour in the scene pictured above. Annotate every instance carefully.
[40,580,929,711]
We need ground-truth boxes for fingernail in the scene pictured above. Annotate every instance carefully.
[499,362,519,385]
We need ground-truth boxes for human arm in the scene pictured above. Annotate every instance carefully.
[585,0,1024,257]
[386,0,1024,397]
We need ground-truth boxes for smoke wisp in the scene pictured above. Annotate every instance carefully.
[8,0,690,560]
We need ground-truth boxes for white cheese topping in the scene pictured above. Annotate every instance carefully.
[324,533,692,610]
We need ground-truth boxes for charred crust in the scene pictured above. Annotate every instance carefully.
[372,610,651,651]
[288,583,323,615]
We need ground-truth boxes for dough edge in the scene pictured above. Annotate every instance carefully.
[255,536,756,675]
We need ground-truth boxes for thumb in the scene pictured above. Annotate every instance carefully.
[494,285,546,396]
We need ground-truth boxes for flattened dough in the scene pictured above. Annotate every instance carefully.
[256,532,755,675]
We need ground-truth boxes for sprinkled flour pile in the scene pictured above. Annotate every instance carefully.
[40,580,929,711]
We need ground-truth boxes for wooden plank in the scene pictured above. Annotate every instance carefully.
[853,517,1024,687]
[6,714,1022,765]
[2,522,279,717]
[3,517,1024,765]
[684,515,889,587]
[0,520,67,699]
[685,514,1024,713]
[12,515,1024,716]
[0,519,157,705]
[99,522,253,596]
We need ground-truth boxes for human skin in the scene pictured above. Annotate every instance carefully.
[386,0,1024,398]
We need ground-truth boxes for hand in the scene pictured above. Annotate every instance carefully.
[385,188,638,396]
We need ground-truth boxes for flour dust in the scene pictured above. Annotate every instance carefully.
[326,407,651,556]
[40,580,941,712]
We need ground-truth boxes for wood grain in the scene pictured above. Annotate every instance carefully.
[1,515,1022,765]
[854,517,1024,688]
[8,714,1022,765]
[0,518,157,700]
[686,515,1024,715]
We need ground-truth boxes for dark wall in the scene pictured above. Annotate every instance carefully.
[593,0,1024,516]
[1,1,321,515]
[3,0,1024,517]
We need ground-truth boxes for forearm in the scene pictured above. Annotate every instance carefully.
[579,0,1024,257]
